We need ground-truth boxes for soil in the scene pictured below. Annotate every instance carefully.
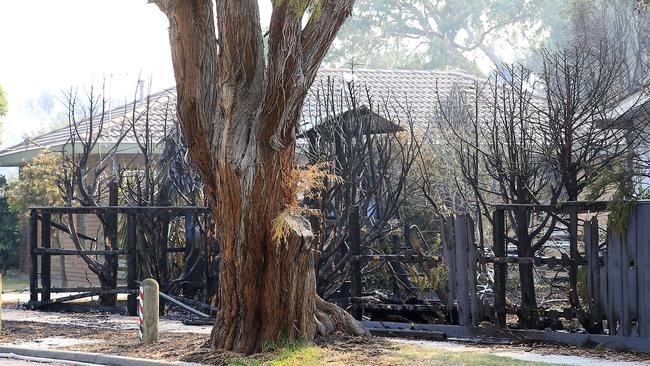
[0,320,383,365]
[2,314,650,365]
[0,320,207,362]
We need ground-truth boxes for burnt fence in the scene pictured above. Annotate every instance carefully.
[360,201,650,351]
[27,205,210,315]
[583,202,650,337]
[27,200,650,350]
[489,201,612,328]
[464,201,650,337]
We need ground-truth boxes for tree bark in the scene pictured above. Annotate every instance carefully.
[516,244,538,329]
[514,208,538,329]
[153,0,365,353]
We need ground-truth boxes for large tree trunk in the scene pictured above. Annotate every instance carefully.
[153,0,365,353]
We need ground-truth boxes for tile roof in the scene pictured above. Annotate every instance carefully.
[0,68,483,165]
[302,68,481,127]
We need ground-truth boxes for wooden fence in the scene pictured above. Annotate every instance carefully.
[439,214,485,326]
[28,205,210,315]
[584,202,650,337]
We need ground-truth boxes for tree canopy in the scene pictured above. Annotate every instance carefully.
[326,0,566,71]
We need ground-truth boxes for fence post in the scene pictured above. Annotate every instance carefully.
[350,205,362,320]
[454,215,471,326]
[159,215,170,287]
[107,181,119,292]
[492,208,506,328]
[29,210,38,303]
[184,213,193,260]
[391,232,401,297]
[441,216,457,323]
[568,207,581,318]
[41,212,51,303]
[139,278,159,344]
[127,213,138,316]
[585,217,602,328]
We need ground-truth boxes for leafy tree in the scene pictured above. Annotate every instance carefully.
[0,176,20,273]
[326,0,567,71]
[7,149,63,213]
[0,84,7,143]
[7,149,67,283]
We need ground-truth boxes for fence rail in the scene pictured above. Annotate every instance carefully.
[28,205,210,315]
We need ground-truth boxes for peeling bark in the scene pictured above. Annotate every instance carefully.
[152,0,363,353]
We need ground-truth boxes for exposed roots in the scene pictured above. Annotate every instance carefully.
[314,295,369,337]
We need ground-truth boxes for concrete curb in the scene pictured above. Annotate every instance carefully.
[0,345,200,366]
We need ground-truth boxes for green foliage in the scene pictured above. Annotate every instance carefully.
[576,265,588,306]
[228,337,323,366]
[265,343,320,366]
[261,335,308,353]
[0,84,7,118]
[226,338,318,366]
[326,0,567,70]
[587,162,635,235]
[227,358,261,366]
[607,200,636,237]
[0,176,21,267]
[7,149,63,217]
[0,84,7,143]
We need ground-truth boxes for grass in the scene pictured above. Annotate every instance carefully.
[226,343,320,366]
[1,269,29,292]
[369,344,558,366]
[225,337,321,366]
[225,341,559,366]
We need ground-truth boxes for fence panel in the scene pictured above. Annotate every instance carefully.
[587,203,650,337]
[441,214,483,326]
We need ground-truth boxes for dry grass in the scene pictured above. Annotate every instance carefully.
[0,321,560,365]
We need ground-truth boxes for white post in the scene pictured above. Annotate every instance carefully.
[138,278,159,344]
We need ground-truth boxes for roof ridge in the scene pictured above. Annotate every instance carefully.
[317,67,484,80]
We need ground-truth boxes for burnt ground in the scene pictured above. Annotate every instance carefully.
[0,320,385,365]
[1,308,650,365]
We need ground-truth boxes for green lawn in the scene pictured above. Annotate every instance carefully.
[2,269,29,292]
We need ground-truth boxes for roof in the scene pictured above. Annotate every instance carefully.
[0,88,177,166]
[596,90,650,130]
[302,68,481,126]
[0,68,483,167]
[299,105,405,139]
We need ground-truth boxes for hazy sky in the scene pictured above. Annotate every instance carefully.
[0,1,273,149]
